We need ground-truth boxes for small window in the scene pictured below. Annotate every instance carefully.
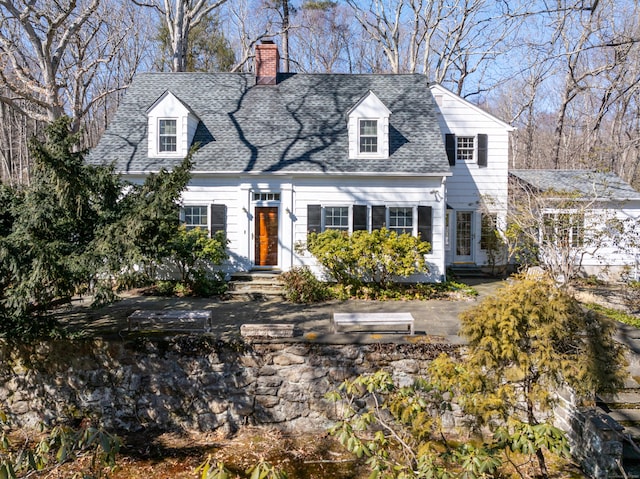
[456,136,475,162]
[542,212,584,247]
[182,205,208,231]
[359,120,378,153]
[159,119,177,152]
[325,206,349,231]
[388,207,413,235]
[253,192,281,202]
[480,213,497,250]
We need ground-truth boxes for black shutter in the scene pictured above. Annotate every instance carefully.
[477,134,488,167]
[353,205,367,231]
[210,204,226,236]
[445,134,456,166]
[372,205,386,230]
[307,204,321,234]
[418,206,432,244]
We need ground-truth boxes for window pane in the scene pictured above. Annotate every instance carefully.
[480,213,497,250]
[159,119,177,152]
[360,136,378,153]
[182,205,208,231]
[359,120,378,153]
[389,207,413,235]
[159,136,176,152]
[325,206,349,230]
[360,120,377,136]
[456,136,474,161]
[159,119,176,135]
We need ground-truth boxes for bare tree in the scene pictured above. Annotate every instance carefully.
[132,0,228,72]
[0,0,144,184]
[291,1,354,73]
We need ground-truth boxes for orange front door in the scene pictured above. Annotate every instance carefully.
[255,207,278,266]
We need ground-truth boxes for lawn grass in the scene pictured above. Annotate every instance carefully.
[584,302,640,328]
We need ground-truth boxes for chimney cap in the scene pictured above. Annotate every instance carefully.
[261,39,275,45]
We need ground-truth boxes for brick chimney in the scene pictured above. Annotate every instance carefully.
[255,41,280,85]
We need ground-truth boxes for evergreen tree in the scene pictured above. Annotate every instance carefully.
[0,117,194,339]
[154,12,235,72]
[433,275,626,477]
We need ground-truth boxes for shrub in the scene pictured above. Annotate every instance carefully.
[191,271,228,297]
[280,266,331,303]
[307,228,430,290]
[431,275,626,477]
[166,227,228,283]
[153,280,177,296]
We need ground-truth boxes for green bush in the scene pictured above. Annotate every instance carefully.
[280,266,331,303]
[154,280,177,296]
[306,228,430,290]
[191,271,228,297]
[167,226,228,283]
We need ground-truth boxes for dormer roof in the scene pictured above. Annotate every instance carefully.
[347,90,391,117]
[146,90,200,120]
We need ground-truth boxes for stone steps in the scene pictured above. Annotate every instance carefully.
[598,378,640,477]
[228,271,284,299]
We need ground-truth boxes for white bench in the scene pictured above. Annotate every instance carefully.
[128,309,212,332]
[332,312,415,335]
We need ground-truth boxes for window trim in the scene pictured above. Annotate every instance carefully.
[358,119,379,155]
[323,205,351,231]
[158,118,178,154]
[456,136,475,162]
[181,204,209,231]
[542,211,584,248]
[387,206,414,236]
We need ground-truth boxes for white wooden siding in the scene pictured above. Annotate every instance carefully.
[180,175,446,281]
[431,84,513,268]
[578,203,640,275]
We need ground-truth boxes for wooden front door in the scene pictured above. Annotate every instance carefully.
[255,207,278,266]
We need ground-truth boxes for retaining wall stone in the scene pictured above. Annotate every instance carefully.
[0,337,458,434]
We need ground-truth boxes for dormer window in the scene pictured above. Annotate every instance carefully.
[146,91,199,158]
[159,119,177,152]
[359,120,378,153]
[348,91,391,159]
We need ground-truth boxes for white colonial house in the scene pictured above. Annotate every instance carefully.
[89,42,515,281]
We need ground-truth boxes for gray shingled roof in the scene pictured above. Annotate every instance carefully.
[510,170,640,200]
[88,72,449,175]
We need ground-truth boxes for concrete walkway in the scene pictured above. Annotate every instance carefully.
[59,278,506,344]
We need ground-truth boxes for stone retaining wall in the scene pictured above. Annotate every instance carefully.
[0,336,459,434]
[1,336,626,478]
[555,388,625,478]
